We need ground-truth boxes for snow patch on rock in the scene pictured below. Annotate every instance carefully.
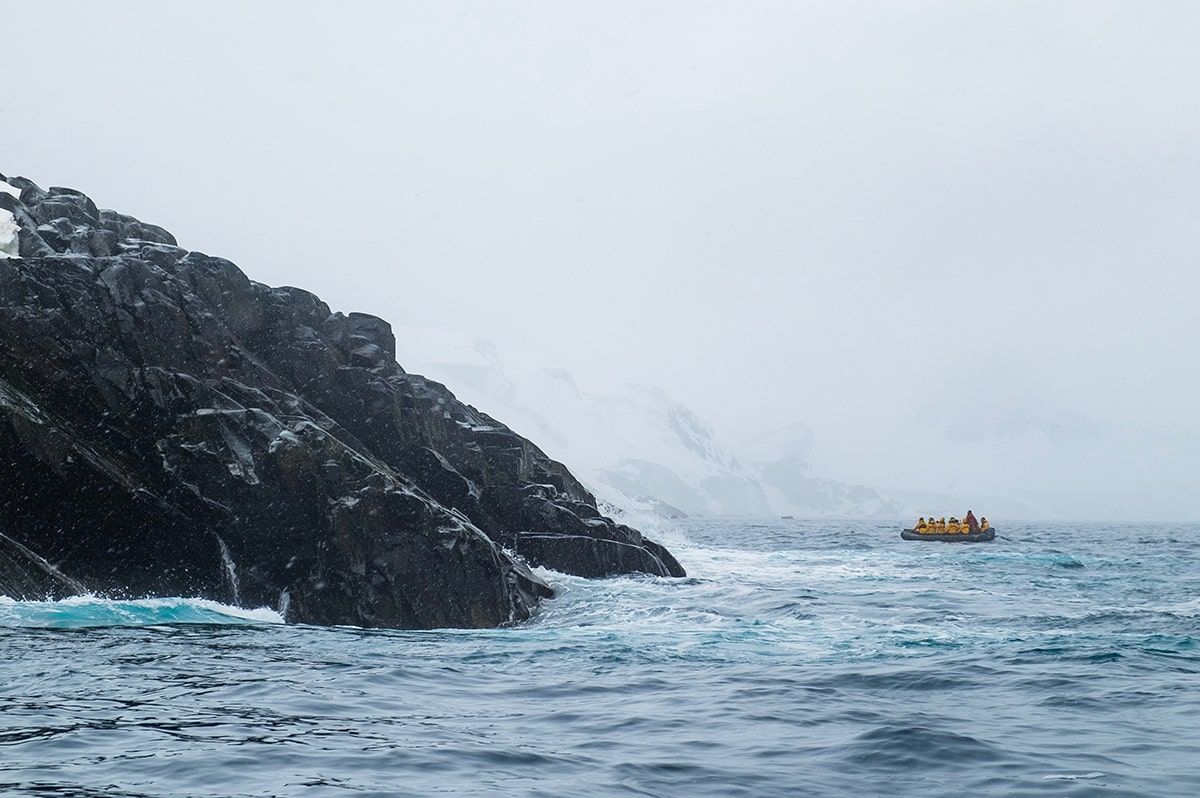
[0,208,20,259]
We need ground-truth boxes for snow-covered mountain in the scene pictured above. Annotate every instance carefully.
[394,327,898,518]
[738,424,901,518]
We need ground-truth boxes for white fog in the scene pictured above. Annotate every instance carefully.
[5,1,1198,519]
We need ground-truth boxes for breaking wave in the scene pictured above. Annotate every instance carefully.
[0,595,283,628]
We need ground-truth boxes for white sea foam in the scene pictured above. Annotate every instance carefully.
[1163,597,1200,616]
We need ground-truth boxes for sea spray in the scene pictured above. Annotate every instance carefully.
[277,589,291,622]
[215,535,241,606]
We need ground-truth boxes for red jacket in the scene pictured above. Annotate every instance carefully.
[965,511,979,532]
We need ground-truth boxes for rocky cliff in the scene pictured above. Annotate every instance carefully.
[0,173,683,629]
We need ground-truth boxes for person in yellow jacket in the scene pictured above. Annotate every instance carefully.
[947,517,961,533]
[980,517,990,531]
[914,517,928,532]
[936,517,947,533]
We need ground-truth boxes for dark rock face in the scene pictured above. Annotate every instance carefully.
[0,172,683,629]
[0,529,86,601]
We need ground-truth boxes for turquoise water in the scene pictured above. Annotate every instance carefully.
[2,519,1198,796]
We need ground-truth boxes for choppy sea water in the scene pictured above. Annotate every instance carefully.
[2,519,1198,797]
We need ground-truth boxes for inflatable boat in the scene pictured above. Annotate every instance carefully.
[901,528,995,542]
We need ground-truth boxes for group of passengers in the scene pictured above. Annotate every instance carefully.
[914,510,989,534]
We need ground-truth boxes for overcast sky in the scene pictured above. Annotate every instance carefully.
[5,2,1199,519]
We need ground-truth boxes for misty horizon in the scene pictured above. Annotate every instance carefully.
[6,1,1198,520]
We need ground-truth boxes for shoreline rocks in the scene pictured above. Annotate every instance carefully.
[0,172,683,629]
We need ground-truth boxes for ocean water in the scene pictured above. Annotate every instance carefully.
[2,519,1198,797]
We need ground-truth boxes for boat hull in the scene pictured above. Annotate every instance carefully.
[901,529,996,542]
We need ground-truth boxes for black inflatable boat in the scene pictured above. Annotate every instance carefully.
[900,528,996,542]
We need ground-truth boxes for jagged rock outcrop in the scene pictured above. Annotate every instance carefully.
[0,173,683,629]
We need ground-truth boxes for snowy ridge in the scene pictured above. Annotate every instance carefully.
[394,326,899,519]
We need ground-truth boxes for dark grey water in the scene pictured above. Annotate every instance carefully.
[2,519,1198,796]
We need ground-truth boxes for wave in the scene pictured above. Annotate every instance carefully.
[0,595,284,628]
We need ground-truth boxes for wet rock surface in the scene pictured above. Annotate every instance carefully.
[0,172,683,629]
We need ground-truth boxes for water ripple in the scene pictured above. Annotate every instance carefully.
[0,519,1198,795]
